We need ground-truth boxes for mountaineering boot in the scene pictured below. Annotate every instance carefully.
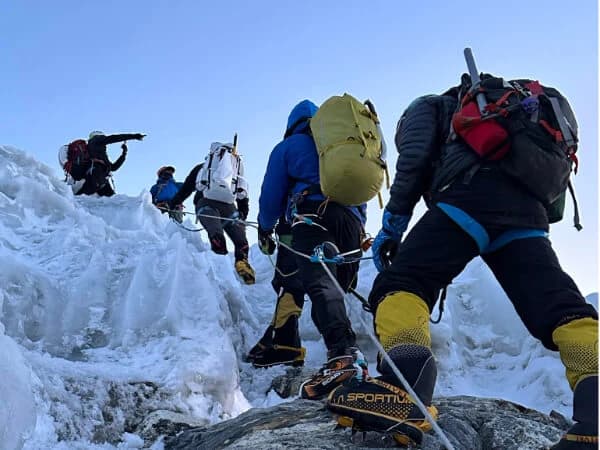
[273,312,301,347]
[210,233,228,255]
[247,293,303,365]
[244,326,274,363]
[235,259,256,285]
[252,345,306,368]
[327,344,438,446]
[253,314,304,367]
[245,341,269,363]
[300,347,368,400]
[551,375,598,449]
[551,317,598,449]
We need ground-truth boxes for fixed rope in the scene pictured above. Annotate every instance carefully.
[315,254,455,450]
[161,207,452,446]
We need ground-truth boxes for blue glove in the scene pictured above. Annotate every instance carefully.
[372,210,410,272]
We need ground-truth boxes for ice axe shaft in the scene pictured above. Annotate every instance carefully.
[464,47,488,115]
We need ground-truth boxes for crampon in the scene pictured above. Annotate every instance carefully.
[333,405,438,447]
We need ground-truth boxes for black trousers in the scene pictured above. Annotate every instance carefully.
[196,197,249,261]
[272,244,305,301]
[74,162,115,197]
[292,200,362,355]
[370,205,597,350]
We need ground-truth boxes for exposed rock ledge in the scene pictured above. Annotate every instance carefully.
[161,394,570,450]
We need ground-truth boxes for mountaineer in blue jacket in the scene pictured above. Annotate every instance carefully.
[256,99,368,400]
[150,166,184,223]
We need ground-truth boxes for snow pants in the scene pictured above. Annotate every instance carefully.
[263,243,306,348]
[74,162,115,197]
[369,205,598,388]
[196,197,249,261]
[292,200,362,356]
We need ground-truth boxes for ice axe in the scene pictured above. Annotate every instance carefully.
[463,47,488,116]
[232,132,238,155]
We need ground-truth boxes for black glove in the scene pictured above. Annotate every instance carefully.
[258,227,276,255]
[237,198,249,221]
[134,133,146,141]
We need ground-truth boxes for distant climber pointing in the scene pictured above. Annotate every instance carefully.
[59,131,145,197]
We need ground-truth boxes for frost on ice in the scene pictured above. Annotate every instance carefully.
[0,145,594,449]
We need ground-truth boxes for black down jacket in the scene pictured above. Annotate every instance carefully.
[386,94,549,230]
[87,133,143,171]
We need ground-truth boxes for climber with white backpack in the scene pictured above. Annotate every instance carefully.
[169,136,255,285]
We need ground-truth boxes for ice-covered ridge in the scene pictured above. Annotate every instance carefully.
[0,145,595,449]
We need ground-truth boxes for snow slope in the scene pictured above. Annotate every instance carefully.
[0,145,596,449]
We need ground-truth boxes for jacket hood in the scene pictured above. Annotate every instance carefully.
[286,100,318,135]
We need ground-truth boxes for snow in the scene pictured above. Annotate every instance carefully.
[0,145,596,449]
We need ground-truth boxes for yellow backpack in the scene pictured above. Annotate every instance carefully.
[310,94,389,206]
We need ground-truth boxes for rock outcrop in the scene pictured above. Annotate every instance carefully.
[162,396,570,450]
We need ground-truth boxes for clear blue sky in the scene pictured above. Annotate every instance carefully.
[1,0,597,294]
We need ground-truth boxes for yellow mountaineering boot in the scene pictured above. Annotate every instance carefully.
[327,344,438,447]
[551,375,598,449]
[327,291,438,446]
[252,345,306,368]
[252,294,305,368]
[551,318,598,449]
[300,347,368,400]
[235,259,256,285]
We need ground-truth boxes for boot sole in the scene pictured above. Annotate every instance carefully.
[335,413,434,446]
[252,359,304,368]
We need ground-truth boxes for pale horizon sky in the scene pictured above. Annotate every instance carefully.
[1,0,598,295]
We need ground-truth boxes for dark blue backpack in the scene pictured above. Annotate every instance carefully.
[151,178,180,204]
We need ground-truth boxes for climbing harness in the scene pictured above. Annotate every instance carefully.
[268,210,453,448]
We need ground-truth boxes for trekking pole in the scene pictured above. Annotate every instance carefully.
[464,47,488,116]
[317,260,455,450]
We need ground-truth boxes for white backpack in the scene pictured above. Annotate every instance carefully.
[196,142,247,204]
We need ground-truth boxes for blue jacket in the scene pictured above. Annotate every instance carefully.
[258,100,367,230]
[150,176,183,204]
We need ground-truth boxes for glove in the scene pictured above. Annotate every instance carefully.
[372,210,411,272]
[237,197,249,221]
[134,133,146,141]
[258,227,276,255]
[121,143,128,156]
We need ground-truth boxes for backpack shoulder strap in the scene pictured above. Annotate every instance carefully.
[233,153,245,194]
[205,152,215,189]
